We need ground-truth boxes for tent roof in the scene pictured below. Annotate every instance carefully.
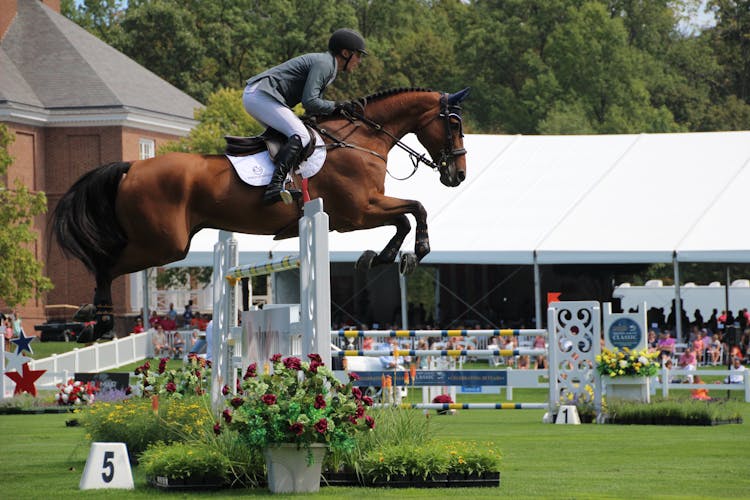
[171,131,750,268]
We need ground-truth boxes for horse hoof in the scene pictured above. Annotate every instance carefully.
[399,253,418,275]
[356,250,378,271]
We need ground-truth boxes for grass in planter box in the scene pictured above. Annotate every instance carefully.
[140,441,230,486]
[607,397,743,425]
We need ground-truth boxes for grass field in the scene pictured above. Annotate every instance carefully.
[1,389,748,499]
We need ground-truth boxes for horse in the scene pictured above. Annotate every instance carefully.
[53,87,469,334]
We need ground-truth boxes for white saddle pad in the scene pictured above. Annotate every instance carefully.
[226,130,326,186]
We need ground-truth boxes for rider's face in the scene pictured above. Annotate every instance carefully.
[340,50,363,72]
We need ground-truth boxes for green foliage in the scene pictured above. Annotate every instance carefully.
[80,395,215,457]
[139,441,231,481]
[0,124,53,307]
[606,397,743,425]
[131,355,212,398]
[155,266,213,290]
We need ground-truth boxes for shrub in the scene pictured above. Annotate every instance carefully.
[140,441,231,482]
[607,398,743,425]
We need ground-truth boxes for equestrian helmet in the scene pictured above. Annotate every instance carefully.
[329,28,367,56]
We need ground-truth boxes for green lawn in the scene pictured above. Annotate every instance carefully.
[1,390,748,499]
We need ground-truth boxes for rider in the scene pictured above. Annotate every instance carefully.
[243,28,367,204]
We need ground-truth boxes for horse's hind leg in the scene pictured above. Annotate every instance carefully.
[93,275,115,340]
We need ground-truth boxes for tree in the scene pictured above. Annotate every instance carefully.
[0,125,53,307]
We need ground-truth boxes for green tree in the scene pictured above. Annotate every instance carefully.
[0,125,53,307]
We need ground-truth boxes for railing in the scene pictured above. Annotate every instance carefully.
[651,367,750,402]
[26,332,154,390]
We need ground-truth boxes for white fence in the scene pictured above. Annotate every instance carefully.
[23,332,154,391]
[652,367,750,402]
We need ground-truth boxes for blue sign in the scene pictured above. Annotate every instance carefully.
[351,370,507,387]
[608,318,642,350]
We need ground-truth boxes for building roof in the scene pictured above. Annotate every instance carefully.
[173,130,750,267]
[0,0,201,135]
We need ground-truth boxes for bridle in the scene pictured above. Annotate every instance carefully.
[313,92,466,181]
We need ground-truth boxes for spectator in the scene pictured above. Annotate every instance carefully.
[148,310,160,328]
[190,329,199,348]
[708,335,723,366]
[167,302,178,324]
[3,317,13,352]
[657,331,676,362]
[133,317,145,334]
[160,314,177,332]
[152,325,172,357]
[172,331,185,359]
[647,330,658,352]
[692,334,705,366]
[678,346,697,383]
[533,335,546,349]
[725,357,746,384]
[183,300,194,325]
[377,338,402,369]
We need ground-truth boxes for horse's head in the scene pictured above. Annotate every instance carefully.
[415,88,470,187]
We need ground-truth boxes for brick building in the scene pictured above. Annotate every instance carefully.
[0,0,202,334]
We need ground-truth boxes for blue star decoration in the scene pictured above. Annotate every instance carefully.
[11,330,35,356]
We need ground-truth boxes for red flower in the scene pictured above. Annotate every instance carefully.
[222,408,232,423]
[213,422,222,435]
[314,418,328,434]
[289,422,304,435]
[244,363,257,379]
[270,353,282,363]
[432,394,453,404]
[261,394,277,405]
[348,416,358,425]
[283,357,302,370]
[362,395,374,407]
[158,358,168,374]
[351,387,362,400]
[307,353,323,363]
[125,386,132,395]
[314,394,326,409]
[309,361,322,373]
[348,372,360,381]
[222,384,230,396]
[365,415,375,429]
[355,404,365,418]
[230,397,244,408]
[165,382,177,393]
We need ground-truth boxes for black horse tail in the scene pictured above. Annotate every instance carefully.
[53,161,132,281]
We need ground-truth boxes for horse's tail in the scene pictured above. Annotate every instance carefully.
[53,161,132,280]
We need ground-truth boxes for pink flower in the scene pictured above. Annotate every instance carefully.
[365,415,375,429]
[165,382,177,393]
[270,353,282,362]
[244,363,257,379]
[309,361,322,373]
[261,394,277,405]
[289,422,304,435]
[283,357,302,370]
[348,372,360,381]
[362,396,374,407]
[355,404,365,418]
[351,387,362,400]
[314,418,328,434]
[314,394,326,409]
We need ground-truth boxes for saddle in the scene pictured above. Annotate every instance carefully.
[225,124,318,162]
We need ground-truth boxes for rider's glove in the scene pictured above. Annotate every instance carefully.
[334,101,359,115]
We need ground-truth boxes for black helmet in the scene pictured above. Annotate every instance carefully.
[328,28,367,56]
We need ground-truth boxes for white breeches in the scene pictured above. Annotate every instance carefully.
[242,83,311,146]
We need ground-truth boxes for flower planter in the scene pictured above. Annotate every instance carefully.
[263,443,327,494]
[605,376,650,403]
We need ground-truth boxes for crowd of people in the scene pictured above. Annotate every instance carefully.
[2,310,24,352]
[131,301,212,360]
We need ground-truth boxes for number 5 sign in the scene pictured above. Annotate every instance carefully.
[80,442,134,489]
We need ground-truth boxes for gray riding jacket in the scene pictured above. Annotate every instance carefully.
[246,52,337,115]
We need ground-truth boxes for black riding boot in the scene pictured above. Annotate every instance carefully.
[263,134,304,205]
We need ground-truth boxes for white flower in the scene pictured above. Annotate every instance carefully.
[638,356,649,365]
[64,385,73,394]
[74,398,81,405]
[61,394,69,403]
[54,393,60,401]
[619,360,628,369]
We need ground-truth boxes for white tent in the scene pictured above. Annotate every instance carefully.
[172,130,750,267]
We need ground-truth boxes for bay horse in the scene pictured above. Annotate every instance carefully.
[53,87,469,334]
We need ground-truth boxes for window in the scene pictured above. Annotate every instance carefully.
[139,138,155,160]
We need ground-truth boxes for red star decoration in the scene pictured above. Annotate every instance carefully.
[5,363,46,397]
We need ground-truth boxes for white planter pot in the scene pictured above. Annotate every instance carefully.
[263,443,327,494]
[606,376,650,403]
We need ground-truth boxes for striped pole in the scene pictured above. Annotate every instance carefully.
[225,255,300,284]
[332,329,547,338]
[374,402,548,410]
[333,348,546,358]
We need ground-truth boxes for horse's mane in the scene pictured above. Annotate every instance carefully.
[356,87,434,103]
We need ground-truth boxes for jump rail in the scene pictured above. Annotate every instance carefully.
[332,329,548,338]
[334,349,547,357]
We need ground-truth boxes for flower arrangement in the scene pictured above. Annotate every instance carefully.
[54,378,99,406]
[131,354,211,398]
[221,354,375,455]
[431,393,454,415]
[596,347,659,378]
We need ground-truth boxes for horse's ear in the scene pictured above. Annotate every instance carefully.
[447,87,471,105]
